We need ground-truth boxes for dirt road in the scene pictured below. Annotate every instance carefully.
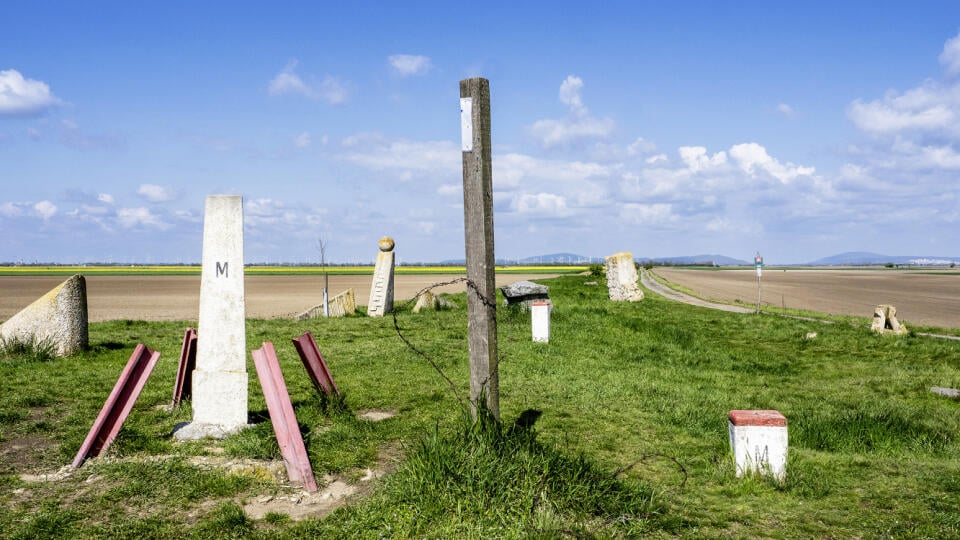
[0,274,559,323]
[653,268,960,328]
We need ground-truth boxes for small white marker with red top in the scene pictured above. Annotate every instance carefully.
[531,300,551,343]
[728,409,788,480]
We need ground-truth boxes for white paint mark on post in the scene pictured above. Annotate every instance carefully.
[531,301,550,343]
[174,195,248,440]
[460,97,473,152]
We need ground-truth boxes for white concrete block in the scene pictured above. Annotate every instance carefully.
[531,301,550,343]
[728,410,788,480]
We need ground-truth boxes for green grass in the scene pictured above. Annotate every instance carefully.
[1,276,959,537]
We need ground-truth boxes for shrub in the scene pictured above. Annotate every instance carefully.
[588,263,604,277]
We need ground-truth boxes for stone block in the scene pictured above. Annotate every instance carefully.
[0,274,88,356]
[500,280,549,309]
[728,409,788,480]
[604,252,644,302]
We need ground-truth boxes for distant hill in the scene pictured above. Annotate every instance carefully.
[516,253,602,264]
[641,254,750,266]
[807,252,959,266]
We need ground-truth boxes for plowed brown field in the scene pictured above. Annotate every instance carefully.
[0,274,559,323]
[654,268,960,329]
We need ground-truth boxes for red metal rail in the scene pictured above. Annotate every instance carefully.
[171,327,197,407]
[73,344,161,469]
[251,342,319,492]
[291,331,340,397]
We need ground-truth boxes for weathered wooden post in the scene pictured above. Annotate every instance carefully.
[460,77,499,420]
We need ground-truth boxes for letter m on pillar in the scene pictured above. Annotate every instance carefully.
[216,261,229,278]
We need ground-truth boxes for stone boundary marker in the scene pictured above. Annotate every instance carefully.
[604,252,644,302]
[296,288,356,319]
[412,291,456,313]
[871,304,908,335]
[531,301,551,343]
[728,409,788,480]
[175,195,248,441]
[367,237,395,317]
[0,274,88,356]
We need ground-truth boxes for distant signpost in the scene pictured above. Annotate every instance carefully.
[755,252,763,314]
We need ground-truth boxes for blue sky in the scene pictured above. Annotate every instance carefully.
[2,1,959,264]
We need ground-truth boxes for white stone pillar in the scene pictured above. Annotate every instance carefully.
[175,195,248,440]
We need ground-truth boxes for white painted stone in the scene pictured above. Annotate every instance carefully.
[531,301,551,343]
[728,410,788,481]
[0,274,88,356]
[604,252,644,302]
[367,237,395,317]
[175,195,248,440]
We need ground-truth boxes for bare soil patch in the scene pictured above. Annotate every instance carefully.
[654,268,960,329]
[0,274,559,323]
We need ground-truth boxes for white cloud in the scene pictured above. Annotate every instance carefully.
[293,131,311,148]
[388,54,432,76]
[0,202,25,218]
[848,85,956,135]
[33,200,57,220]
[627,137,657,156]
[645,153,667,164]
[678,146,728,172]
[98,193,115,204]
[513,192,569,215]
[268,61,348,104]
[777,103,795,116]
[437,184,460,196]
[940,33,960,76]
[619,203,676,226]
[138,184,177,203]
[340,135,461,174]
[729,143,815,183]
[529,75,614,148]
[495,153,612,188]
[559,75,586,114]
[0,69,62,116]
[117,207,168,229]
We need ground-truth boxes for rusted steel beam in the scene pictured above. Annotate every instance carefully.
[251,342,319,492]
[171,327,197,407]
[73,344,161,469]
[291,331,340,397]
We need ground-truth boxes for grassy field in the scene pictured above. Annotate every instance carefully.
[2,275,959,537]
[0,265,588,276]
